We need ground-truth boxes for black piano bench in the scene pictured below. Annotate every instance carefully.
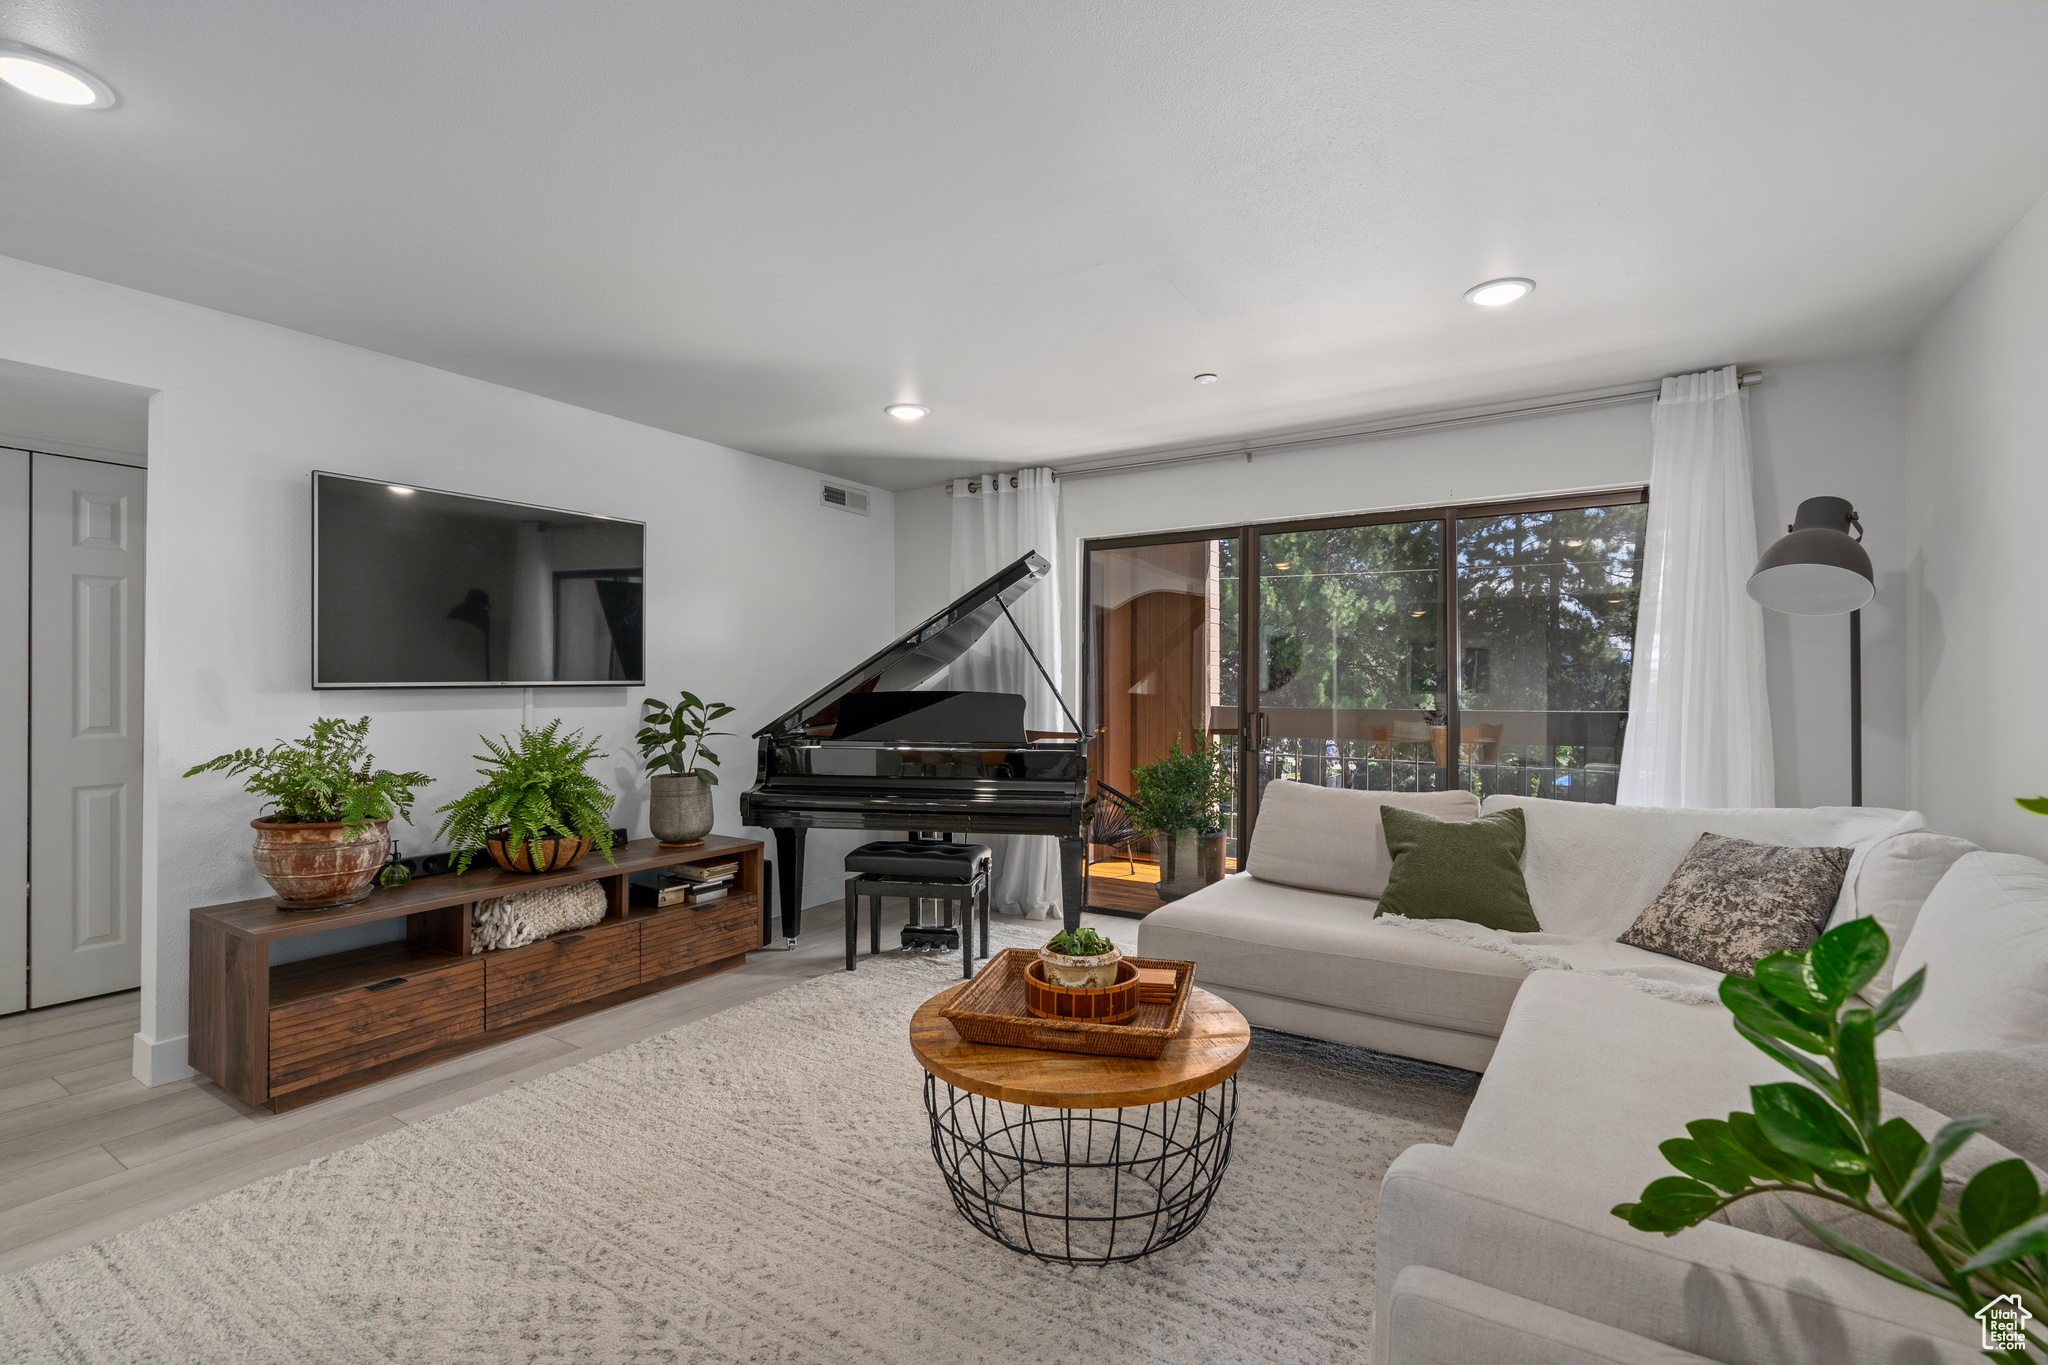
[843,841,993,979]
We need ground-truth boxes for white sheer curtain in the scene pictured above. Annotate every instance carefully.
[1617,366,1775,808]
[948,468,1064,918]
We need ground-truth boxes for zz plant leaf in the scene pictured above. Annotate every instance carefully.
[1611,920,2047,1361]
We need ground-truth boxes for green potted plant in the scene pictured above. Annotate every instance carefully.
[1130,730,1232,902]
[184,716,432,910]
[434,721,616,874]
[636,690,736,847]
[1613,916,2046,1360]
[1040,926,1123,988]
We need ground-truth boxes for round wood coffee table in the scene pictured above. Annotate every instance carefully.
[910,983,1250,1264]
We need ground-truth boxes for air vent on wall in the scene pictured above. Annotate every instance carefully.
[821,481,870,515]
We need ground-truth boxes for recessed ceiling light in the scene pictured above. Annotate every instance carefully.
[884,403,930,421]
[388,485,415,495]
[0,42,116,108]
[1565,539,1585,547]
[1463,277,1535,308]
[1272,561,1291,571]
[1193,373,1219,385]
[1410,609,1427,617]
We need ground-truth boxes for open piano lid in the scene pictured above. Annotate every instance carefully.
[753,552,1050,738]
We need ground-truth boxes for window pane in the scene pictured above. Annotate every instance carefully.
[1455,502,1647,804]
[1256,520,1447,794]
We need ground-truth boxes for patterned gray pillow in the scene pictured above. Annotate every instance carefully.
[1617,833,1852,977]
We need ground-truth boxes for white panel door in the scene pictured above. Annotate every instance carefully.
[0,451,26,1015]
[30,454,145,1007]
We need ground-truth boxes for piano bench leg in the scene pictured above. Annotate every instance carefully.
[844,879,858,971]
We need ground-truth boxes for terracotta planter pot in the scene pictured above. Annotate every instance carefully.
[1155,830,1227,902]
[485,831,591,875]
[648,772,714,846]
[251,818,390,911]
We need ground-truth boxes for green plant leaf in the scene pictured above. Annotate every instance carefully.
[1732,1018,1844,1099]
[1869,967,1925,1037]
[1752,1083,1869,1174]
[1958,1210,2048,1273]
[1726,1111,1816,1184]
[1783,1202,1960,1305]
[1870,1118,1940,1221]
[2015,796,2048,817]
[1660,1137,1754,1195]
[1614,1176,1725,1233]
[1959,1160,2043,1251]
[1720,976,1831,1054]
[1835,1009,1882,1137]
[1897,1115,1998,1209]
[1753,951,1829,1013]
[1805,917,1890,1008]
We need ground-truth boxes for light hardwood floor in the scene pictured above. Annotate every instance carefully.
[0,903,1138,1276]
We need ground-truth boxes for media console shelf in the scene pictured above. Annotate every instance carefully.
[189,834,763,1111]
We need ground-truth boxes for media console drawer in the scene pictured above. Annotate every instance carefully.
[484,919,641,1029]
[269,955,484,1099]
[641,893,759,981]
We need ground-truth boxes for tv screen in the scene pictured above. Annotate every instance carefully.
[312,471,644,688]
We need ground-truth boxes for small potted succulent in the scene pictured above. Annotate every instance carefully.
[636,690,735,847]
[1039,926,1123,989]
[184,716,432,910]
[1130,731,1232,901]
[434,721,616,874]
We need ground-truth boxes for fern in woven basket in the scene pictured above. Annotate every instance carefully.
[434,721,616,874]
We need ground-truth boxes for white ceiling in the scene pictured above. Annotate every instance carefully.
[2,2,2046,492]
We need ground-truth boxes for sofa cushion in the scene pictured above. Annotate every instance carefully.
[1377,806,1541,932]
[1615,833,1849,977]
[1135,873,1530,1037]
[1247,781,1479,899]
[1827,830,1981,996]
[1895,852,2048,1054]
[1881,1043,2048,1171]
[1479,795,1924,940]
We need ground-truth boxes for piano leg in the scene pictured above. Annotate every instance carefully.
[1059,834,1087,936]
[771,828,805,950]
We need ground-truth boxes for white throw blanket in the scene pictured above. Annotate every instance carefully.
[1374,913,1726,1005]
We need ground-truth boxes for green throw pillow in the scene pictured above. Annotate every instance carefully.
[1373,805,1541,933]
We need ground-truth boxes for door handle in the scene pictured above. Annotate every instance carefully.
[365,976,408,991]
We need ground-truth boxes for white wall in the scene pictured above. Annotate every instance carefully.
[1906,188,2048,860]
[894,358,1916,811]
[0,254,897,1083]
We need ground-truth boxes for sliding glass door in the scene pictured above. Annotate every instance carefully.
[1084,489,1647,899]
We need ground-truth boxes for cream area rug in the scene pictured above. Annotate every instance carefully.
[0,926,1477,1364]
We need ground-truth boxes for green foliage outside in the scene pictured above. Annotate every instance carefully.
[183,716,431,837]
[1130,731,1231,836]
[1614,918,2046,1359]
[434,721,616,873]
[637,690,736,784]
[1045,927,1116,958]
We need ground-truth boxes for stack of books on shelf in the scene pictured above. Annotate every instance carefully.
[629,859,742,909]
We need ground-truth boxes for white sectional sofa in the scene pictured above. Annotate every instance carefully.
[1136,782,2045,1363]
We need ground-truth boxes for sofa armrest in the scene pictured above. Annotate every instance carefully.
[1387,1266,1720,1364]
[1376,1144,1979,1365]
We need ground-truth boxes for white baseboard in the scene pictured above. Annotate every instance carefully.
[132,1031,196,1087]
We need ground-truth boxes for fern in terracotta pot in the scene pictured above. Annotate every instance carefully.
[183,716,432,910]
[435,721,616,875]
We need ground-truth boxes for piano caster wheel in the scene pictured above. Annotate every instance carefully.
[759,937,797,952]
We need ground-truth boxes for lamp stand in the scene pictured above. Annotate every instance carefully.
[1850,608,1862,807]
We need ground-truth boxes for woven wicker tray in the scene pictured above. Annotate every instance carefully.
[941,948,1196,1059]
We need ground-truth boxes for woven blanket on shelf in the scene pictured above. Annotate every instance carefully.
[470,881,607,952]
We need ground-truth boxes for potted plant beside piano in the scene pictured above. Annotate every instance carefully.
[637,689,735,847]
[183,716,433,910]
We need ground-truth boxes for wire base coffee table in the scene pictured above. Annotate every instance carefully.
[910,984,1249,1265]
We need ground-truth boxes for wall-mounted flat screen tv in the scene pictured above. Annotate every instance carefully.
[313,471,644,688]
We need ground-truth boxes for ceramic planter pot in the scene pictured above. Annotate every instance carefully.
[485,831,591,874]
[648,772,714,846]
[1156,830,1227,902]
[1038,942,1125,989]
[251,818,390,910]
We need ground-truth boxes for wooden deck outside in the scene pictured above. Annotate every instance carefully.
[1085,855,1238,918]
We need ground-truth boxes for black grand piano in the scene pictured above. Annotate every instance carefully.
[740,552,1091,946]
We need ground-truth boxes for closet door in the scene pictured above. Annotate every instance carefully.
[0,451,25,1015]
[29,454,146,1007]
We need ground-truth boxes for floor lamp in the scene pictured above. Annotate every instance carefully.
[1746,496,1875,805]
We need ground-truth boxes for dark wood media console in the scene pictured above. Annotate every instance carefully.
[189,835,764,1111]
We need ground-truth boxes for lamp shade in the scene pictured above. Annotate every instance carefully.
[1747,496,1873,617]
